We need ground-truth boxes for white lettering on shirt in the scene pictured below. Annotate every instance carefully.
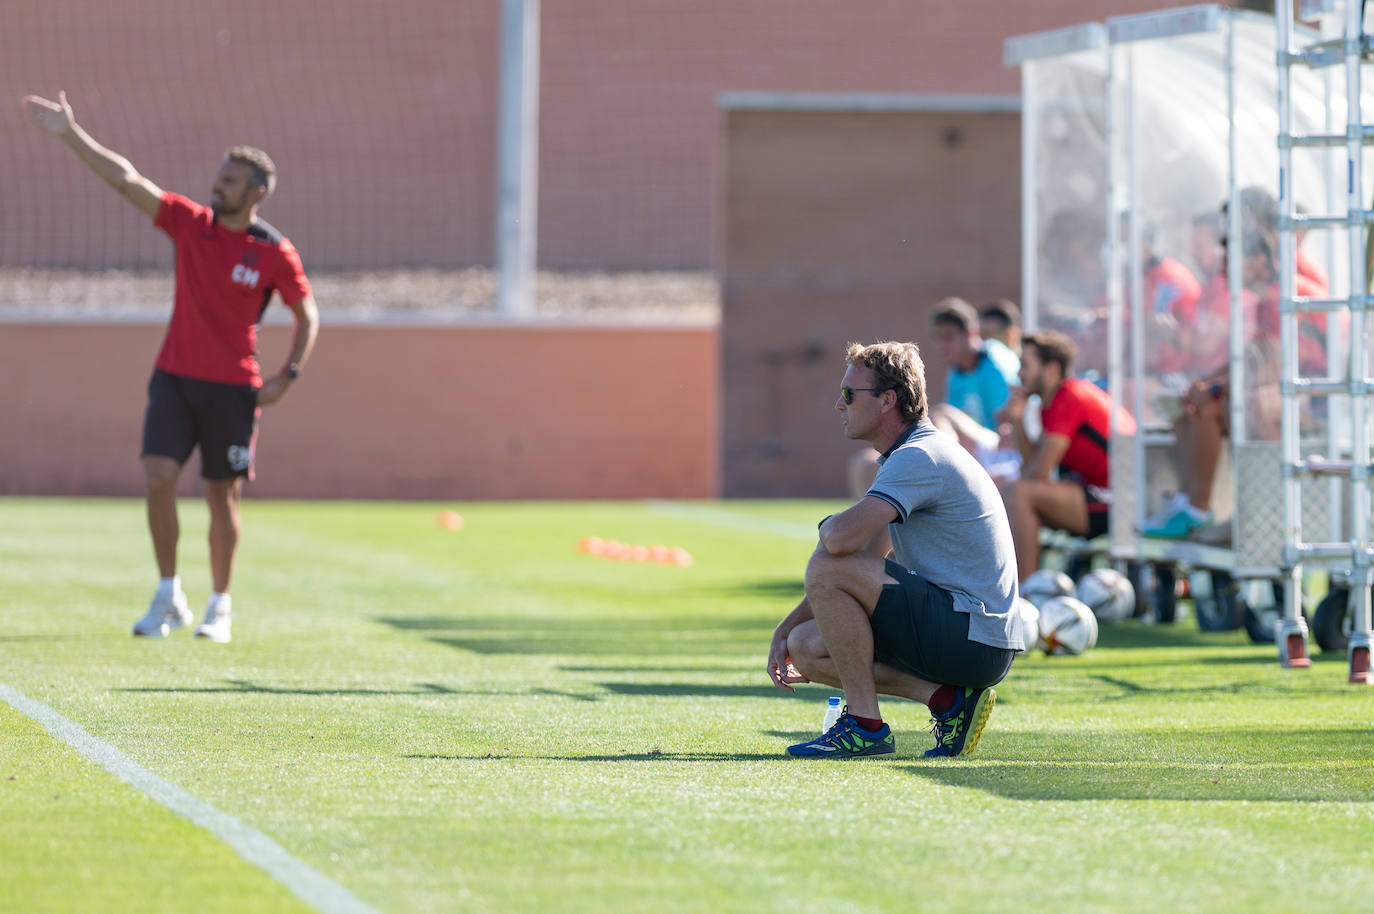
[231,264,261,288]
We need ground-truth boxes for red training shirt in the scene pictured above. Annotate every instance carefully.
[1040,377,1136,490]
[153,191,311,387]
[1145,256,1201,325]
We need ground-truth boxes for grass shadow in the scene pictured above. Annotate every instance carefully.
[430,635,761,657]
[599,682,785,699]
[405,750,782,763]
[377,612,771,658]
[1094,624,1251,650]
[900,727,1374,802]
[692,578,804,599]
[377,614,770,634]
[116,679,593,701]
[558,663,752,674]
[1078,674,1283,700]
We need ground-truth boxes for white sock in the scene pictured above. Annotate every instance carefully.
[157,576,182,598]
[208,592,232,614]
[1184,503,1211,521]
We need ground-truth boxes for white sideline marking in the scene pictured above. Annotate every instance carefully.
[645,500,820,541]
[0,683,380,914]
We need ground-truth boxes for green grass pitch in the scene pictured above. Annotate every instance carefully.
[1,496,1372,913]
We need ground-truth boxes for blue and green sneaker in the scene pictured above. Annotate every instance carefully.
[786,711,895,758]
[924,687,996,758]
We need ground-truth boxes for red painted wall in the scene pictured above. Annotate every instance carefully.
[0,322,718,499]
[3,0,1198,272]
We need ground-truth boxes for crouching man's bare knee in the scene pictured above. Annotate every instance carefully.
[785,615,824,673]
[786,620,830,681]
[804,548,844,593]
[805,546,881,591]
[805,546,892,609]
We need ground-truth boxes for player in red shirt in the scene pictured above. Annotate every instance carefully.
[1143,187,1333,538]
[999,331,1136,582]
[23,91,319,643]
[1140,223,1202,375]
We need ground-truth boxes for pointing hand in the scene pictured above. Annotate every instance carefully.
[22,90,74,136]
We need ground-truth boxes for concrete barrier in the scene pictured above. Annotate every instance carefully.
[0,321,719,499]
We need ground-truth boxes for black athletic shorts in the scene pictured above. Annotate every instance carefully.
[870,558,1016,690]
[141,368,259,480]
[1062,471,1111,539]
[1084,502,1110,539]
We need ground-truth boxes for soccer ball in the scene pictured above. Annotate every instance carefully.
[1037,595,1099,655]
[1075,567,1136,624]
[1021,569,1075,608]
[1013,597,1040,653]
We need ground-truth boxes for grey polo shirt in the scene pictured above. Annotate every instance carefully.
[868,419,1022,650]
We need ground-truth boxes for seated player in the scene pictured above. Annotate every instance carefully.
[1142,187,1333,537]
[979,298,1023,372]
[1000,330,1136,582]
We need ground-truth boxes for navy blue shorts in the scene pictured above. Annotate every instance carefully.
[1085,503,1109,539]
[870,558,1015,690]
[1062,471,1110,538]
[141,369,259,480]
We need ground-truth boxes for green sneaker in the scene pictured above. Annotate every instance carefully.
[924,687,996,758]
[1139,505,1212,539]
[786,711,895,758]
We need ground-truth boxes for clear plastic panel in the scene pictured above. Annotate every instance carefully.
[1115,31,1229,428]
[1107,14,1343,442]
[1026,48,1110,383]
[1020,9,1374,554]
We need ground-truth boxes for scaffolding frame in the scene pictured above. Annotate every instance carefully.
[1009,6,1372,657]
[1277,0,1374,681]
[1103,6,1336,617]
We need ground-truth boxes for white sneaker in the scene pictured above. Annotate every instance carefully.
[1138,492,1192,532]
[132,589,192,638]
[194,599,232,643]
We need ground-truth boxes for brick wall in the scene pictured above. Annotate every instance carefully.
[4,0,1190,272]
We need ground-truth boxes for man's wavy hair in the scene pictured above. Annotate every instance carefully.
[843,341,928,423]
[1023,330,1077,376]
[225,146,277,196]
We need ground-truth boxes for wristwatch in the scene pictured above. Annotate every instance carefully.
[286,362,300,380]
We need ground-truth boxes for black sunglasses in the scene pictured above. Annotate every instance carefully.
[840,386,887,405]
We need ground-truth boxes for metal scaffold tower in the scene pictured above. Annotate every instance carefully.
[1277,0,1374,681]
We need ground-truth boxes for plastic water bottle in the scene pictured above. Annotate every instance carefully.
[821,696,843,733]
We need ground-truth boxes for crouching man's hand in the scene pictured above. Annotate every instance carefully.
[767,630,808,692]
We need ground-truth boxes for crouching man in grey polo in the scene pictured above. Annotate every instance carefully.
[766,340,1021,758]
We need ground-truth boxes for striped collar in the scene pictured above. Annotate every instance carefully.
[877,418,927,463]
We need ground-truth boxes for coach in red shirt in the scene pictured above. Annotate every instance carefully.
[24,91,319,644]
[998,330,1135,582]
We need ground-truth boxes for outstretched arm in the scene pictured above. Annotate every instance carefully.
[22,91,162,219]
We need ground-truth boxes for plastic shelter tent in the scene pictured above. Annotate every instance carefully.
[1007,5,1357,636]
